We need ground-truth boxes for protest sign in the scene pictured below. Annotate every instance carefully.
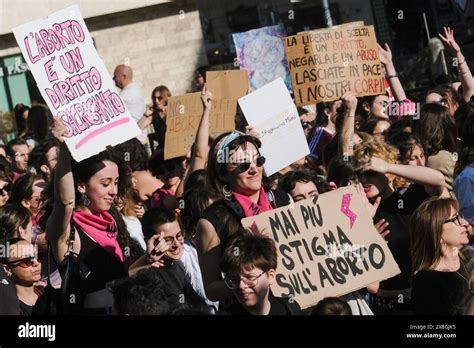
[206,70,249,100]
[13,5,140,161]
[164,94,236,160]
[285,24,385,106]
[233,24,292,92]
[242,186,400,309]
[164,70,249,159]
[238,77,309,176]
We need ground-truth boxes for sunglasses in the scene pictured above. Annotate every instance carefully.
[0,183,12,195]
[152,96,163,101]
[229,156,266,174]
[7,256,37,268]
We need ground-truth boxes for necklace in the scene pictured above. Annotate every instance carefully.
[455,261,470,286]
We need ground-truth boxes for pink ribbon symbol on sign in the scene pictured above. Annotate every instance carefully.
[341,193,357,228]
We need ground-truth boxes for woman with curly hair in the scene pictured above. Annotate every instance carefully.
[353,134,447,314]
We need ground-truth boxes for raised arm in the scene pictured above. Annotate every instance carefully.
[378,43,407,102]
[195,218,233,301]
[358,156,447,197]
[46,118,77,262]
[439,27,474,102]
[339,92,357,157]
[137,103,154,130]
[183,86,212,187]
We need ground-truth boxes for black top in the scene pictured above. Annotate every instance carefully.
[75,223,128,294]
[374,184,430,291]
[411,264,470,315]
[0,264,20,315]
[149,261,207,312]
[201,190,291,250]
[225,294,302,315]
[150,112,166,152]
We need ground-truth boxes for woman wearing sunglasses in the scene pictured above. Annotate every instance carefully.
[410,197,472,314]
[2,238,43,315]
[196,131,291,302]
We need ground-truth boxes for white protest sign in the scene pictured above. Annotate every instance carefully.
[238,77,309,176]
[13,5,140,161]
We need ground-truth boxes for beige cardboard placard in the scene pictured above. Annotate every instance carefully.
[206,70,249,100]
[164,93,236,159]
[241,186,400,309]
[285,24,385,106]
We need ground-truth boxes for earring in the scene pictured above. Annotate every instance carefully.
[222,185,233,201]
[82,192,90,206]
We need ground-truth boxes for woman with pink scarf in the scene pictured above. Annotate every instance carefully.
[45,118,134,314]
[196,131,291,303]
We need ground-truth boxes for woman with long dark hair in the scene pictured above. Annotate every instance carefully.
[46,118,139,314]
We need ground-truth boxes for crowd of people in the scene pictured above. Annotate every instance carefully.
[0,26,472,316]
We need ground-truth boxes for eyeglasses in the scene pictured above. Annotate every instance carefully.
[229,156,266,174]
[224,271,266,289]
[0,183,12,195]
[161,232,184,245]
[152,96,163,101]
[7,256,37,268]
[444,213,465,227]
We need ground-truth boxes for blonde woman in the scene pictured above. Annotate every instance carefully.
[353,134,447,314]
[410,197,471,314]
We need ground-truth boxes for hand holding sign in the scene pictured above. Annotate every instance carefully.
[50,117,69,143]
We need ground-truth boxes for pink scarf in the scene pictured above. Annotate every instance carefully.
[72,210,124,262]
[232,187,273,217]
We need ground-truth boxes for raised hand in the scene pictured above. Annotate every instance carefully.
[341,91,358,113]
[146,232,170,268]
[355,183,381,218]
[377,43,393,66]
[356,156,390,174]
[50,117,69,143]
[201,85,213,111]
[439,26,461,54]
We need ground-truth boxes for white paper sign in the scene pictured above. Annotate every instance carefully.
[238,78,309,175]
[13,5,140,161]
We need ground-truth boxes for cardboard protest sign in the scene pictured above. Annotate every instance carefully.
[164,70,249,159]
[206,70,249,100]
[285,23,385,106]
[13,5,140,161]
[164,93,237,160]
[238,77,309,176]
[233,24,292,92]
[242,186,400,309]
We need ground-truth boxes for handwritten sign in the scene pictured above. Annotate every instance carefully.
[233,24,292,92]
[164,93,236,160]
[164,71,249,159]
[242,186,400,309]
[238,78,309,176]
[13,5,140,161]
[285,23,385,106]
